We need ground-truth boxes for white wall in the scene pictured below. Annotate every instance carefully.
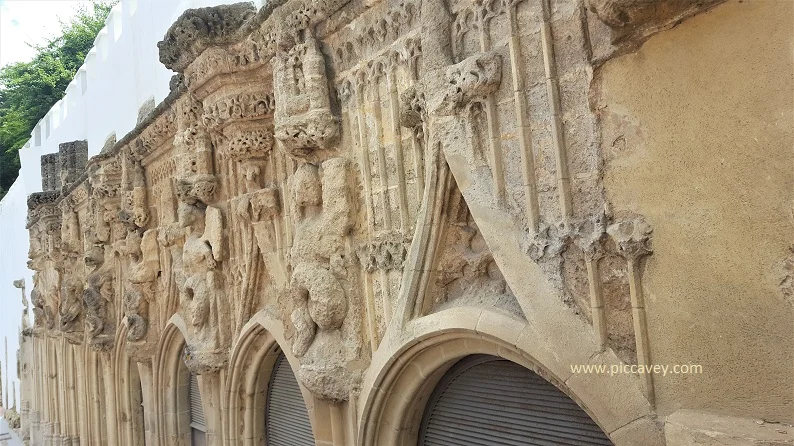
[0,0,266,410]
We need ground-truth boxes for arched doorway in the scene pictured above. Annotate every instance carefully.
[265,352,314,446]
[225,314,320,445]
[418,355,613,445]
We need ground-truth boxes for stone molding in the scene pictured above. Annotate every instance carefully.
[18,0,744,444]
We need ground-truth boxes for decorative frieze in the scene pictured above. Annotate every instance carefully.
[20,0,671,421]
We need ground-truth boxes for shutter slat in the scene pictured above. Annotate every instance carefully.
[266,353,315,446]
[419,358,614,446]
[189,373,206,430]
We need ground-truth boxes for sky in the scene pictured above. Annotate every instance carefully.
[0,0,87,68]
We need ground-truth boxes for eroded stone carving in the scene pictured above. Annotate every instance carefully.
[84,240,115,351]
[607,215,653,261]
[356,240,408,273]
[273,36,339,159]
[284,157,363,401]
[587,0,727,43]
[176,184,226,372]
[158,2,257,72]
[19,0,695,424]
[125,229,160,343]
[13,279,30,334]
[435,50,502,116]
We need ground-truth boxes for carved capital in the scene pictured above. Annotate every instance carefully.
[433,51,502,116]
[399,85,427,130]
[607,216,653,261]
[528,222,568,263]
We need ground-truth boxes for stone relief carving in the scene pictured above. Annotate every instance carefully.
[125,229,160,343]
[587,0,726,42]
[435,50,502,115]
[13,279,30,334]
[283,157,364,402]
[158,2,257,72]
[59,276,84,340]
[176,182,226,373]
[18,0,688,414]
[273,36,339,160]
[84,239,115,351]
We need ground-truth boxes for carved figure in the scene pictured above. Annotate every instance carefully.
[59,276,84,335]
[174,182,225,372]
[125,229,160,342]
[273,36,339,159]
[83,240,116,350]
[287,160,351,356]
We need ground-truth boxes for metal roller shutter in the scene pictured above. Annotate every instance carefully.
[419,356,614,446]
[266,353,315,446]
[189,373,206,430]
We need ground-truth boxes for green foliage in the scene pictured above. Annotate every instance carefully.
[0,1,116,198]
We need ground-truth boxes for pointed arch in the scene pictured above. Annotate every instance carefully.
[113,324,146,445]
[224,309,315,445]
[358,307,663,446]
[153,315,191,445]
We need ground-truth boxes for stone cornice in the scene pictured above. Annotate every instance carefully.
[157,2,258,73]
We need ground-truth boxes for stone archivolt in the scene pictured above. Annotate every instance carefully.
[18,0,732,444]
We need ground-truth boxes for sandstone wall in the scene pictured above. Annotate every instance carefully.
[596,0,794,421]
[14,0,794,445]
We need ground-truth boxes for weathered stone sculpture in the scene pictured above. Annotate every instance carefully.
[177,183,225,372]
[273,35,339,160]
[19,1,789,445]
[13,279,30,334]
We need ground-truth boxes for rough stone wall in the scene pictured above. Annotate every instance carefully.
[16,0,793,445]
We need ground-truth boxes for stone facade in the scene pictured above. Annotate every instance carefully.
[15,0,793,445]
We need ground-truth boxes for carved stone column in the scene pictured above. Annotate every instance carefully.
[607,215,655,404]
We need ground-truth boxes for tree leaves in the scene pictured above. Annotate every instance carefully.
[0,1,115,198]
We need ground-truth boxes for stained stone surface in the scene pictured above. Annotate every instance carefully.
[16,0,792,445]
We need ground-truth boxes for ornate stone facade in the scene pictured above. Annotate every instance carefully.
[15,0,793,445]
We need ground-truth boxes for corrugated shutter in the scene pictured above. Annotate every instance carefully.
[189,373,206,431]
[266,353,314,446]
[419,356,614,446]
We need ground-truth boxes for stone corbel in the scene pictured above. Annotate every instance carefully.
[587,0,727,43]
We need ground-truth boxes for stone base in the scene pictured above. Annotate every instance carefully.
[666,410,794,445]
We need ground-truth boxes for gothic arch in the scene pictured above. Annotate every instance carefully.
[357,307,663,446]
[224,310,315,446]
[113,324,146,445]
[153,315,191,445]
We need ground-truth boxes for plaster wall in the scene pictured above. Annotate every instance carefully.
[596,0,794,422]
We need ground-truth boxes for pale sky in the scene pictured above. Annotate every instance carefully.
[0,0,88,68]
